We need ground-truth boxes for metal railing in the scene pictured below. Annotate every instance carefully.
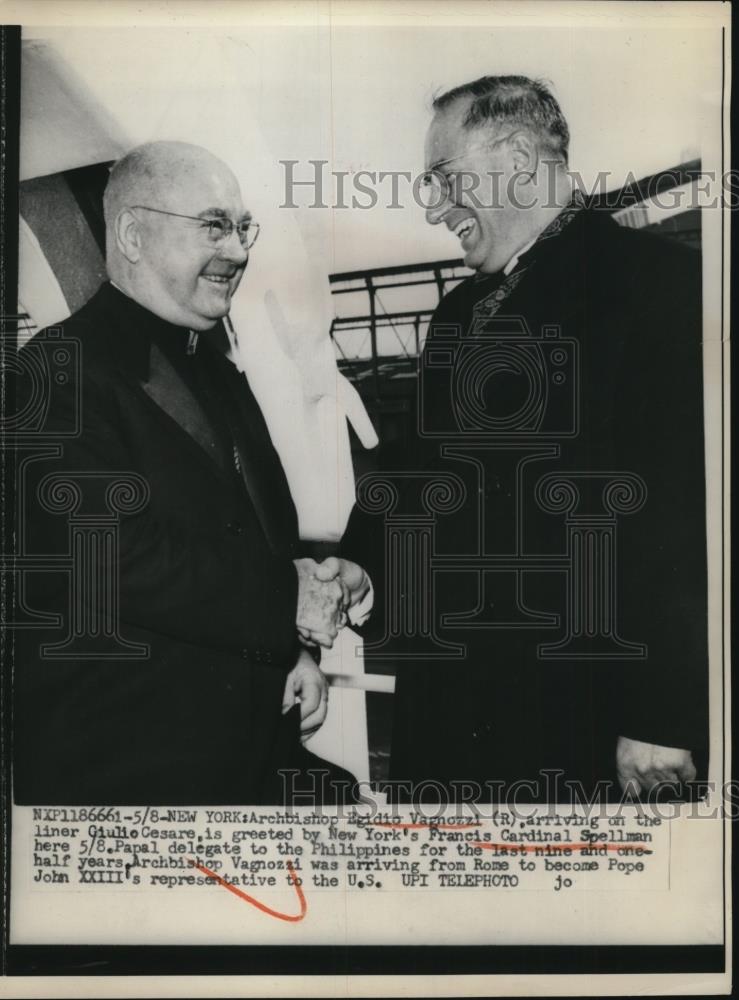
[329,259,471,398]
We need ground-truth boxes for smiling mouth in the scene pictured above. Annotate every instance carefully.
[201,274,234,285]
[452,218,477,244]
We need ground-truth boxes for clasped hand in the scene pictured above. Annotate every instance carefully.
[294,556,370,648]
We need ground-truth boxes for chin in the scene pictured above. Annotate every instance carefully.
[465,237,507,275]
[197,296,231,322]
[189,317,220,331]
[476,253,507,275]
[462,238,489,271]
[188,303,223,329]
[463,248,485,272]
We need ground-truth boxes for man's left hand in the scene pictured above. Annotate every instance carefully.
[282,650,330,742]
[616,736,696,797]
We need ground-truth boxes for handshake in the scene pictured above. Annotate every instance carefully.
[293,557,370,649]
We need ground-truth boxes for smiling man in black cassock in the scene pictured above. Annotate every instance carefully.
[15,141,361,805]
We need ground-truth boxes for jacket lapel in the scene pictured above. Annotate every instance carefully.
[95,282,295,554]
[208,353,292,556]
[233,422,285,556]
[139,343,230,477]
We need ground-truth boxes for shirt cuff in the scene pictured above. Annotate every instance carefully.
[348,574,374,627]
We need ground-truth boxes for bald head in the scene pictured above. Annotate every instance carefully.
[103,141,240,237]
[104,141,250,329]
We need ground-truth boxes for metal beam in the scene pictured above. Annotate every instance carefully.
[329,256,465,283]
[366,276,380,399]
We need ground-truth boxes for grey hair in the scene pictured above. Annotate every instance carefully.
[432,75,570,164]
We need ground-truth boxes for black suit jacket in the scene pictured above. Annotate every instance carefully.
[345,208,707,798]
[14,282,304,804]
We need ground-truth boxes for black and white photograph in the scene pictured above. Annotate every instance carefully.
[0,1,731,996]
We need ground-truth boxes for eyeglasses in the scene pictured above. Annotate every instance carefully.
[418,134,512,209]
[131,205,261,249]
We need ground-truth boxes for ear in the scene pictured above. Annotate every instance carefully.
[506,130,539,176]
[114,208,143,264]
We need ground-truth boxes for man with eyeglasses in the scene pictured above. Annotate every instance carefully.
[15,140,365,805]
[345,76,707,804]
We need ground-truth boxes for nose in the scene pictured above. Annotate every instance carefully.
[218,228,249,266]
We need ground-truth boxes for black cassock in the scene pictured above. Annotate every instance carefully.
[14,282,352,805]
[345,201,708,801]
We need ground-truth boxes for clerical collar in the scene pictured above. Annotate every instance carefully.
[181,321,243,370]
[503,237,538,276]
[107,280,241,370]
